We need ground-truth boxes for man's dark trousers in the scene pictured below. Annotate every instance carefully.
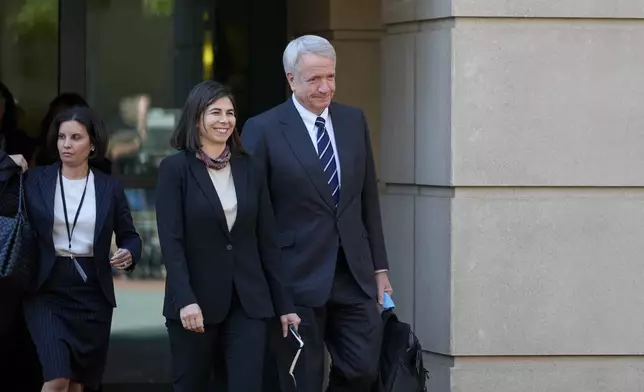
[267,249,382,392]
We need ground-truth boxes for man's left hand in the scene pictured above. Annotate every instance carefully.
[375,271,393,305]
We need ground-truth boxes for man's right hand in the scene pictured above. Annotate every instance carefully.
[179,303,204,333]
[9,154,27,173]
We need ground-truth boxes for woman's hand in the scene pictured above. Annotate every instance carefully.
[109,248,133,270]
[279,313,301,338]
[9,154,27,172]
[180,303,205,333]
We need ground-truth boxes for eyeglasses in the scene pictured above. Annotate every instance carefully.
[288,324,304,388]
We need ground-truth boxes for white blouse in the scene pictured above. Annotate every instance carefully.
[207,165,237,231]
[53,172,97,257]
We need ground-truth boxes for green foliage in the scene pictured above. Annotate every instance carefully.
[6,0,173,42]
[142,0,174,18]
[6,0,57,42]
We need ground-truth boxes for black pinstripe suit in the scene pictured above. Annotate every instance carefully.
[22,162,141,389]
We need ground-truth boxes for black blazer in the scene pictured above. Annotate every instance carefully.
[0,150,19,182]
[24,163,142,306]
[241,99,389,307]
[0,151,20,217]
[155,151,293,324]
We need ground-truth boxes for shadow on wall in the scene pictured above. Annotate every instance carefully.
[102,328,171,390]
[100,328,224,391]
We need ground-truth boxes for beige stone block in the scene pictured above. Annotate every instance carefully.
[407,0,644,20]
[382,0,419,24]
[415,192,453,354]
[449,356,644,392]
[332,38,383,169]
[381,191,417,326]
[381,33,416,184]
[415,0,453,20]
[415,22,453,186]
[449,191,644,355]
[448,0,644,19]
[450,19,644,186]
[331,0,381,30]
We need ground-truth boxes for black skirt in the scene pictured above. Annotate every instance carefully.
[23,256,113,388]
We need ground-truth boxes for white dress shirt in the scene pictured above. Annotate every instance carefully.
[292,95,341,186]
[53,172,96,257]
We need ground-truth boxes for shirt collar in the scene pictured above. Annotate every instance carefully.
[292,94,329,126]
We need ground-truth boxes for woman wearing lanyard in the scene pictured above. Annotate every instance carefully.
[22,106,142,392]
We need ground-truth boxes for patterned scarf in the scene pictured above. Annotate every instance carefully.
[196,146,232,170]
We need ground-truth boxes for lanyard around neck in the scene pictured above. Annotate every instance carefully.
[59,167,90,256]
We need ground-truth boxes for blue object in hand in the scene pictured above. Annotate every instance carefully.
[382,292,395,310]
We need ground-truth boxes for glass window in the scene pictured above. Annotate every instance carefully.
[0,0,58,161]
[86,0,213,284]
[85,0,287,284]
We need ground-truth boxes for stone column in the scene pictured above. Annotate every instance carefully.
[380,1,644,391]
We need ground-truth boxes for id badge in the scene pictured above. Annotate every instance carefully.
[71,256,88,283]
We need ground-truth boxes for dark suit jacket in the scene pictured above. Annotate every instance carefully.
[155,151,294,325]
[0,150,19,182]
[23,163,142,306]
[0,151,20,217]
[241,99,389,307]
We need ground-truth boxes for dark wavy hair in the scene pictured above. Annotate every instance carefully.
[0,82,18,135]
[170,80,246,155]
[47,106,109,164]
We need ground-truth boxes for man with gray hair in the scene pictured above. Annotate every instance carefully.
[242,34,393,391]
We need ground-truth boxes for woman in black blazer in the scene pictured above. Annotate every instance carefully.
[22,106,142,392]
[156,81,300,391]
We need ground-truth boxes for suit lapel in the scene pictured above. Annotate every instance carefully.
[39,163,59,240]
[280,100,336,211]
[187,153,231,239]
[328,103,355,214]
[93,170,112,243]
[229,155,247,236]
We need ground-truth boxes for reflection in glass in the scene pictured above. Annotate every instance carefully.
[0,0,58,159]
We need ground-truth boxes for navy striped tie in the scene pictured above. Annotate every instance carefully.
[315,117,340,208]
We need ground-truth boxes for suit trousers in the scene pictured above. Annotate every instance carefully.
[270,248,383,392]
[166,289,267,392]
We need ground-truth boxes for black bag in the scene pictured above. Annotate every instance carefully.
[375,309,429,392]
[0,172,36,290]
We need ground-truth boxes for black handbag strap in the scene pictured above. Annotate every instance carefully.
[16,171,28,221]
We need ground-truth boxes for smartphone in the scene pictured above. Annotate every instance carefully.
[383,292,395,310]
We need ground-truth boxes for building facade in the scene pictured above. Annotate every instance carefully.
[1,0,642,390]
